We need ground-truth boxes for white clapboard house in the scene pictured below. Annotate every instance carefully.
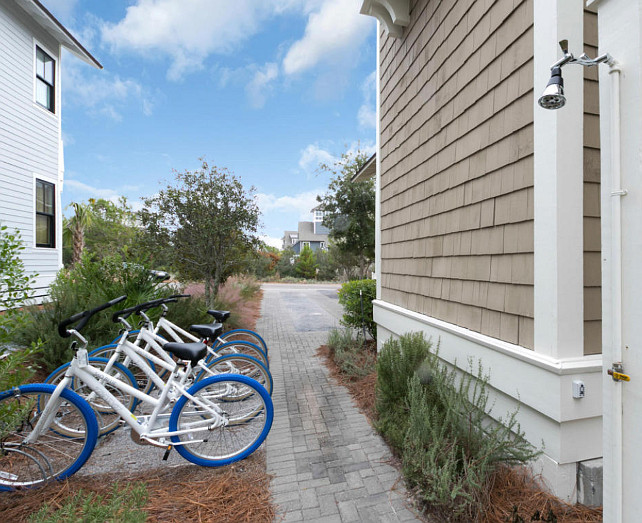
[0,0,101,302]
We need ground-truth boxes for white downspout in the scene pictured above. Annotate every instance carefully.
[608,61,623,522]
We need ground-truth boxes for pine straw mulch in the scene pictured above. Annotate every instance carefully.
[482,465,602,522]
[317,343,603,523]
[0,452,274,523]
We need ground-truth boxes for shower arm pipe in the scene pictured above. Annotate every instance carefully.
[549,51,614,71]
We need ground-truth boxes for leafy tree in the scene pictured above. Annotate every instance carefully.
[249,246,281,279]
[315,246,339,281]
[140,160,260,306]
[276,247,296,278]
[295,244,318,279]
[317,149,375,279]
[64,202,94,266]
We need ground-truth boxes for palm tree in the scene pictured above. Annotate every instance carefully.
[64,202,93,266]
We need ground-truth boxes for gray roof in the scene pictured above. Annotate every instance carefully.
[298,221,328,242]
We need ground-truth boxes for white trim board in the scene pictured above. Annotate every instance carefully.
[374,300,602,465]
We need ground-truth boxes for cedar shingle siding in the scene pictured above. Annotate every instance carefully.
[583,7,601,356]
[379,0,601,355]
[379,0,535,348]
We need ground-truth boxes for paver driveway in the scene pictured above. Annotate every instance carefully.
[258,283,419,522]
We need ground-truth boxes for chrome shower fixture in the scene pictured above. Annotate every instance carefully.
[538,40,614,110]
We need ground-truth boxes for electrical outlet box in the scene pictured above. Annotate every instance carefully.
[573,380,586,399]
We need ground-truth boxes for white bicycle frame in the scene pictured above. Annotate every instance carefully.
[106,318,245,389]
[28,331,228,448]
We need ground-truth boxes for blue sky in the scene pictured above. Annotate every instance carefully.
[46,0,377,249]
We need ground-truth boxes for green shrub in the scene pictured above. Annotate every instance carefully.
[375,333,540,519]
[165,294,212,332]
[327,328,375,378]
[0,225,42,437]
[28,481,148,522]
[375,332,431,449]
[337,278,376,339]
[14,254,174,371]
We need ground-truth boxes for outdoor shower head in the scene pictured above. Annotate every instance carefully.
[538,66,566,110]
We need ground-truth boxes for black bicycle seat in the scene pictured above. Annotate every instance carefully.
[207,310,231,323]
[162,342,208,365]
[189,323,223,340]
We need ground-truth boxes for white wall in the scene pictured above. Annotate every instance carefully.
[0,2,63,302]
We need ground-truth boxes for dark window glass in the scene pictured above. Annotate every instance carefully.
[35,47,55,112]
[36,179,55,248]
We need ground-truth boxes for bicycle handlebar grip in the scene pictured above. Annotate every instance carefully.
[169,294,191,300]
[59,295,127,338]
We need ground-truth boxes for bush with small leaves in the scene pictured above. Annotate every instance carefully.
[337,279,376,339]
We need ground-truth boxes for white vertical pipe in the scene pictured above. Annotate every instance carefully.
[608,62,623,522]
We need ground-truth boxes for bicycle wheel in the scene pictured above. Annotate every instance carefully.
[0,384,98,490]
[90,345,156,396]
[197,354,273,395]
[169,375,273,467]
[217,329,268,354]
[207,340,269,369]
[45,358,138,436]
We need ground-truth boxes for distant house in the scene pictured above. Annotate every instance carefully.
[282,205,329,254]
[0,0,101,302]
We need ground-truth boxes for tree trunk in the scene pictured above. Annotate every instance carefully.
[71,227,84,266]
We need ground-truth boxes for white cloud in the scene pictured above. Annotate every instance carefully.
[44,0,79,25]
[246,63,279,108]
[256,190,324,220]
[260,235,284,249]
[282,0,372,76]
[64,179,120,201]
[357,71,376,129]
[101,0,304,81]
[62,58,153,120]
[298,144,337,173]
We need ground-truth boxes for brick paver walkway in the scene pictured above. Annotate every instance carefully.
[258,284,419,522]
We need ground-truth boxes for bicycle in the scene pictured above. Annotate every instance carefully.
[45,297,273,436]
[0,296,273,490]
[110,295,269,357]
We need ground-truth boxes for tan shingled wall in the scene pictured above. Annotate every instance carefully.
[379,0,535,348]
[583,7,602,355]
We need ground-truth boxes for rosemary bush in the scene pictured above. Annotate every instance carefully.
[375,333,540,520]
[327,328,375,378]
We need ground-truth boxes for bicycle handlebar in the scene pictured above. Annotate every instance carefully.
[58,295,127,338]
[111,294,190,323]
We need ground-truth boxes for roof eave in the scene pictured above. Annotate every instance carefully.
[16,0,102,69]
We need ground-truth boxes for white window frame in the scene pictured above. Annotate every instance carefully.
[33,39,58,117]
[302,241,310,248]
[33,173,58,249]
[314,210,324,221]
[320,241,326,250]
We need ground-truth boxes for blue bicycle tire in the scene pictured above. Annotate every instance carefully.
[205,340,268,369]
[0,383,98,490]
[195,354,273,395]
[44,358,139,436]
[169,375,273,467]
[217,329,269,354]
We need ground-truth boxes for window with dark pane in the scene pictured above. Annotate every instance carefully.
[36,179,55,248]
[35,46,55,112]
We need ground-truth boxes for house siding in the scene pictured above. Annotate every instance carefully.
[379,0,535,348]
[0,1,62,300]
[583,6,602,356]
